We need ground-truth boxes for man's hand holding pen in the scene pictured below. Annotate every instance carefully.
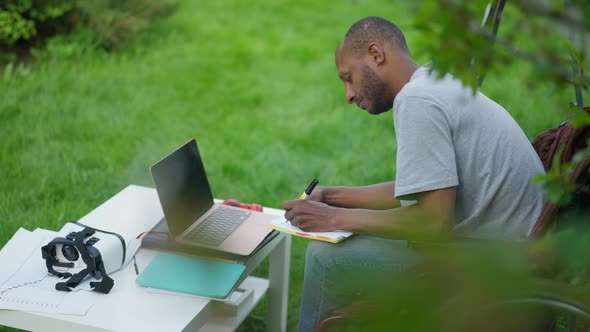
[281,179,342,232]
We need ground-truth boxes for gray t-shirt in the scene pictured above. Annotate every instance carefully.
[392,64,545,240]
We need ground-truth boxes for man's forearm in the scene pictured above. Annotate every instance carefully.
[323,181,401,210]
[333,204,451,240]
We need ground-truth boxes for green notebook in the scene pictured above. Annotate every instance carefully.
[136,252,246,299]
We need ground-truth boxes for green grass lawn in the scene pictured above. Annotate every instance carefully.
[0,0,574,331]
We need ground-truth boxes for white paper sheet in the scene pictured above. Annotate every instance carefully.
[0,228,97,315]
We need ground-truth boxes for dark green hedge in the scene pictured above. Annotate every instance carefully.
[0,0,76,45]
[1,0,177,51]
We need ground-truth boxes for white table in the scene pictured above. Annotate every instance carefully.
[0,185,291,332]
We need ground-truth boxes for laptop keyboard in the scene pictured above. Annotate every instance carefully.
[184,207,251,247]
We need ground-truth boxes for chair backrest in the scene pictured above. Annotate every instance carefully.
[529,106,590,238]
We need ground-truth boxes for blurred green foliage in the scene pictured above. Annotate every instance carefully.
[322,237,590,331]
[413,0,589,98]
[0,1,588,331]
[413,0,589,209]
[533,146,590,206]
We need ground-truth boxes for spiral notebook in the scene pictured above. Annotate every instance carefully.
[270,217,354,243]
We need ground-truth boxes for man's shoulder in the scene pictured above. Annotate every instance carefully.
[395,70,467,108]
[395,70,500,127]
[393,79,456,117]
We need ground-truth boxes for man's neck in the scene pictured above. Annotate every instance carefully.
[386,56,420,97]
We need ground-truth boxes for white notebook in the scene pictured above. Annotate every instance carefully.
[270,217,354,243]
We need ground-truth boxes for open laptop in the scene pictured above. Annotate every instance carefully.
[149,139,275,256]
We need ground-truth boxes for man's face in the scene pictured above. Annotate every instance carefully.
[336,48,392,115]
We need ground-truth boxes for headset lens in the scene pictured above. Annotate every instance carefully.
[61,245,79,261]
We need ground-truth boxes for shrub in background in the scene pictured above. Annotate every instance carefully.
[0,0,76,45]
[76,0,177,51]
[0,0,178,60]
[0,8,35,45]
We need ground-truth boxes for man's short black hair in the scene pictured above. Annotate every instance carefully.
[342,16,409,56]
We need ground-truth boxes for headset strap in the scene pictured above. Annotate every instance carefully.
[54,227,115,293]
[90,262,114,294]
[74,227,98,272]
[55,268,90,292]
[55,262,114,293]
[73,221,127,269]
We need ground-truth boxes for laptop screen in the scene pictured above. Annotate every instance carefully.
[150,139,215,238]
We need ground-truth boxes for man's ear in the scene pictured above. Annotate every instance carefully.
[367,42,385,65]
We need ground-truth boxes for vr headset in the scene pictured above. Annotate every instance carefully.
[41,222,127,294]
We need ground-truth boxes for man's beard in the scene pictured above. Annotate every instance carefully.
[360,63,392,115]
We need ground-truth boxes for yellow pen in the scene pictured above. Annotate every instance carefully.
[299,179,319,200]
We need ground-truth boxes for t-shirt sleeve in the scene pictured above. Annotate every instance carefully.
[394,95,458,199]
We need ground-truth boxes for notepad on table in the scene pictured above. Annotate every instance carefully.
[136,252,246,299]
[270,217,354,243]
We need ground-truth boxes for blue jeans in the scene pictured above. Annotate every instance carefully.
[297,235,420,332]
